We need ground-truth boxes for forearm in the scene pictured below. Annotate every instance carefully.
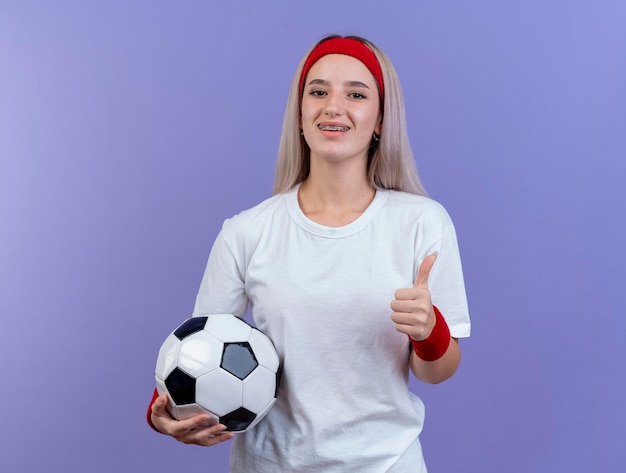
[409,337,461,384]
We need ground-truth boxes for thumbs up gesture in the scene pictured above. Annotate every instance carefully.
[391,254,438,342]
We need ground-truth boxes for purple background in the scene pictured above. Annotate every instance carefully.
[1,1,625,472]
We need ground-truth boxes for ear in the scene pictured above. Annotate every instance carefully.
[375,118,382,135]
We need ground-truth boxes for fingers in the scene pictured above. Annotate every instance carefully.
[394,253,437,300]
[391,304,434,341]
[151,392,234,446]
[152,392,170,416]
[391,253,437,341]
[390,298,426,314]
[150,392,175,432]
[391,301,430,328]
[393,321,432,341]
[178,423,235,447]
[170,413,213,434]
[414,253,437,289]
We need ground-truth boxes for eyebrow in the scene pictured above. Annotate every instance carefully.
[307,79,371,89]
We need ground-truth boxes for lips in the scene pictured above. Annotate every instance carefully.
[318,124,350,132]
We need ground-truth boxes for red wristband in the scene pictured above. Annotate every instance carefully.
[146,388,160,432]
[410,305,451,361]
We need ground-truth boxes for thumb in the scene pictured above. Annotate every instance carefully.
[153,392,170,415]
[414,253,438,288]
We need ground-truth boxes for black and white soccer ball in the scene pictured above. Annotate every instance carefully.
[154,314,280,432]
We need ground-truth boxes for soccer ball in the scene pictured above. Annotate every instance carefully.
[154,314,281,432]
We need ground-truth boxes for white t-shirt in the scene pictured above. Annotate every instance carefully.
[193,185,470,472]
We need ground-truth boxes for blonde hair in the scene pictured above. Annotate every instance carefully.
[273,35,427,197]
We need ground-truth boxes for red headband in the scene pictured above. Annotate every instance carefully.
[298,37,384,103]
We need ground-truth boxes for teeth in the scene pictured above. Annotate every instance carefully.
[319,125,349,132]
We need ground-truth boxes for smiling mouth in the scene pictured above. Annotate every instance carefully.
[318,125,350,132]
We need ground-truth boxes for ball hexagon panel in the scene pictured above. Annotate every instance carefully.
[248,329,280,372]
[220,407,257,432]
[242,365,277,413]
[155,333,181,382]
[195,369,243,417]
[174,317,208,340]
[177,331,223,378]
[165,367,196,405]
[221,342,258,379]
[205,314,252,343]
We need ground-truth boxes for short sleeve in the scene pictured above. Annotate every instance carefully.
[192,223,249,318]
[416,209,471,339]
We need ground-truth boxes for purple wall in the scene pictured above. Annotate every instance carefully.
[1,1,625,472]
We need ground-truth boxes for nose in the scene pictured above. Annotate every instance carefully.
[323,92,344,117]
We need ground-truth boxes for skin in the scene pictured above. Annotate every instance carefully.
[300,54,461,384]
[391,254,461,384]
[151,52,460,445]
[151,393,234,446]
[298,54,382,226]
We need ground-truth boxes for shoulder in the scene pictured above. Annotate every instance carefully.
[220,191,291,243]
[382,190,455,228]
[226,192,287,223]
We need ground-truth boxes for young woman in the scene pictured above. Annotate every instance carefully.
[148,35,470,472]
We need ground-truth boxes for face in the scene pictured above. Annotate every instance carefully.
[300,54,382,166]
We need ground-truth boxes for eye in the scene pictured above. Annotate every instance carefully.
[309,89,327,97]
[349,92,366,99]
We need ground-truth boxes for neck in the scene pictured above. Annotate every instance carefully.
[304,151,372,200]
[298,160,375,227]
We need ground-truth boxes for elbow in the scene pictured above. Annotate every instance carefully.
[417,362,460,384]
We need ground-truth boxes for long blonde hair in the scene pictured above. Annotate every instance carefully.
[273,35,427,197]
